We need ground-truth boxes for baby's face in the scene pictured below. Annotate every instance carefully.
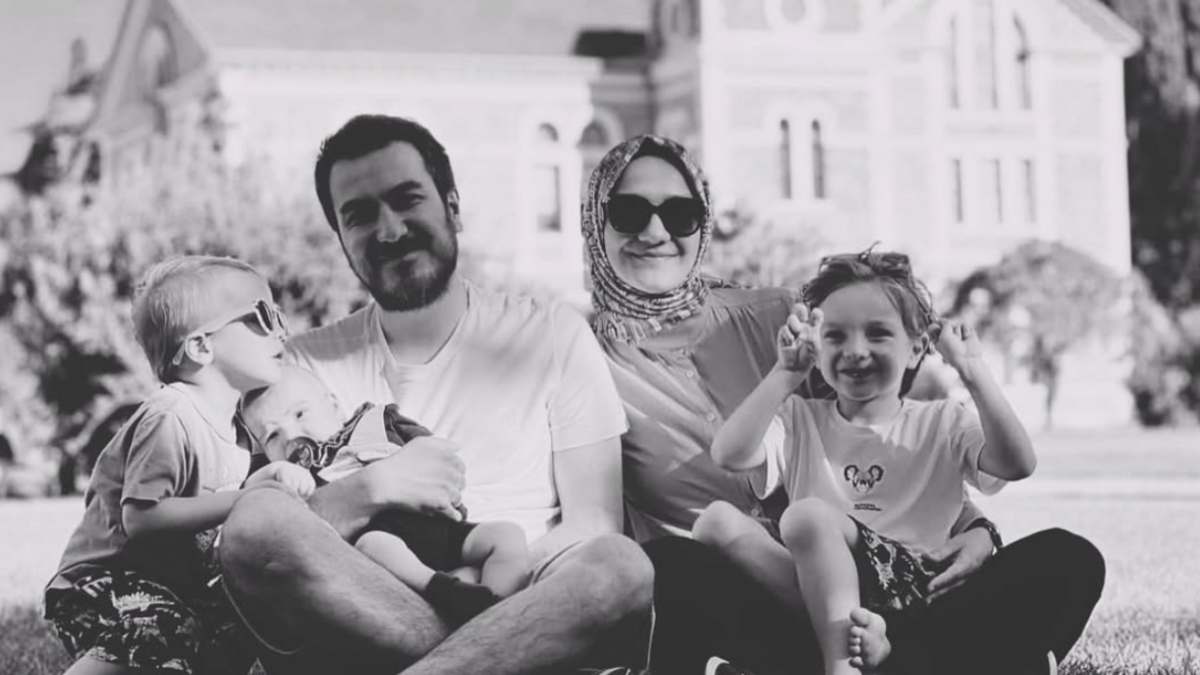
[242,368,344,462]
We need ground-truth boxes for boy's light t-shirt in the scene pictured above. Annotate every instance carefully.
[52,383,249,589]
[770,397,1006,552]
[285,281,628,543]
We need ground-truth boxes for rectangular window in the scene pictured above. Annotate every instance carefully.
[948,17,960,109]
[535,165,561,232]
[1023,159,1037,223]
[982,158,1003,223]
[951,158,964,223]
[780,119,793,200]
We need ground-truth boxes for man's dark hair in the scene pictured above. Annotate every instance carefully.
[314,115,458,232]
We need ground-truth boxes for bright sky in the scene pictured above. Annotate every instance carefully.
[0,0,124,174]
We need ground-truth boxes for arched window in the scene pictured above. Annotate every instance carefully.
[138,24,177,95]
[780,0,808,23]
[977,0,999,110]
[578,120,611,195]
[534,124,563,232]
[779,119,793,200]
[778,116,828,202]
[1013,17,1032,110]
[811,120,826,200]
[947,3,1033,111]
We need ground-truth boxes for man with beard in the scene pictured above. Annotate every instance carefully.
[218,115,653,675]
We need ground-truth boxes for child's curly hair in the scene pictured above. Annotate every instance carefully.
[801,247,937,396]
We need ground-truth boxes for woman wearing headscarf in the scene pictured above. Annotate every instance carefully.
[582,134,1105,675]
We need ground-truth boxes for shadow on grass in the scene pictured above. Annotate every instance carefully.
[1,602,1196,675]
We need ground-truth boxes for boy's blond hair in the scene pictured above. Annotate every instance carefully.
[132,255,264,382]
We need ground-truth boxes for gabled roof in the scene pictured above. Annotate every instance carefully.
[174,0,653,56]
[877,0,1141,56]
[1057,0,1142,56]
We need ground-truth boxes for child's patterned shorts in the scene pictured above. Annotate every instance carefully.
[850,518,945,614]
[43,566,257,674]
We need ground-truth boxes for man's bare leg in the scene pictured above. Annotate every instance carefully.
[403,533,655,675]
[219,487,451,672]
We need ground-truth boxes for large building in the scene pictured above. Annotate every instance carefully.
[44,0,1141,426]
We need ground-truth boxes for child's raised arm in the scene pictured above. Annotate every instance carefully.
[712,305,822,471]
[933,321,1037,481]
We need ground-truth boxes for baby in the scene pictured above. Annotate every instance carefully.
[240,365,530,624]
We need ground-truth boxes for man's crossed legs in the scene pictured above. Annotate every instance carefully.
[219,487,654,675]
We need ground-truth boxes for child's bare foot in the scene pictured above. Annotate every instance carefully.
[848,607,890,671]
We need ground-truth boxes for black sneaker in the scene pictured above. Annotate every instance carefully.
[705,657,759,675]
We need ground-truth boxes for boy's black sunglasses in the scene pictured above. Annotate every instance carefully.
[170,299,288,366]
[605,194,705,238]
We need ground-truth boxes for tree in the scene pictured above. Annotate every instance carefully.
[704,204,825,289]
[949,240,1123,427]
[0,147,364,488]
[1099,0,1200,308]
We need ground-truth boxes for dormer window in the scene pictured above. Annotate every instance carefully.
[661,0,698,41]
[138,24,177,95]
[766,0,823,32]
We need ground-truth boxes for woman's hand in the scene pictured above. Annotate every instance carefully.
[921,526,995,602]
[247,460,317,499]
[776,304,823,375]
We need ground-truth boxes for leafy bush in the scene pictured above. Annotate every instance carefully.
[0,154,365,478]
[704,205,824,289]
[949,240,1124,426]
[1126,271,1200,426]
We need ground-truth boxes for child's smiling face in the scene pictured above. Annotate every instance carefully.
[815,281,927,406]
[241,366,345,462]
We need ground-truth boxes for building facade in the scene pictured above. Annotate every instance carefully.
[58,0,1141,426]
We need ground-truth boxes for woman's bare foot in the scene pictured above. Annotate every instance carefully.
[848,607,891,671]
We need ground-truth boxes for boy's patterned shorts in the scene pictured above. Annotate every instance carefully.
[43,566,257,674]
[850,517,944,614]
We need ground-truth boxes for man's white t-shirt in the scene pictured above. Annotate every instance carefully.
[769,397,1006,552]
[285,281,627,542]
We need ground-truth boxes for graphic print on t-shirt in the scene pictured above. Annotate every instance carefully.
[844,464,885,495]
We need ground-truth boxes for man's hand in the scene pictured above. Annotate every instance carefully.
[247,461,317,499]
[776,304,823,375]
[922,527,994,602]
[356,436,466,521]
[931,320,983,374]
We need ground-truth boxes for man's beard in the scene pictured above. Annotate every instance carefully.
[352,229,459,312]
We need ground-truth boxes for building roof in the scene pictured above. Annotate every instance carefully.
[1057,0,1142,56]
[175,0,654,56]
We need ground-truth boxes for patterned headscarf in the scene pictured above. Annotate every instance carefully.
[582,135,718,343]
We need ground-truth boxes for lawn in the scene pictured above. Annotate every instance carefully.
[1,428,1198,675]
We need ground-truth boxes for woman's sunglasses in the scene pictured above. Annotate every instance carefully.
[605,194,705,238]
[170,299,288,366]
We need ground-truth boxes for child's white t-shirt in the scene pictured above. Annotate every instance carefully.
[767,397,1006,552]
[285,282,628,543]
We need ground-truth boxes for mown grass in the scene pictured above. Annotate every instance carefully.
[2,428,1198,674]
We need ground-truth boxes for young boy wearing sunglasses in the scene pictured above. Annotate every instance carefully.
[44,255,311,675]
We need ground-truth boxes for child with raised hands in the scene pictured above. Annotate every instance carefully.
[239,365,530,625]
[700,248,1036,675]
